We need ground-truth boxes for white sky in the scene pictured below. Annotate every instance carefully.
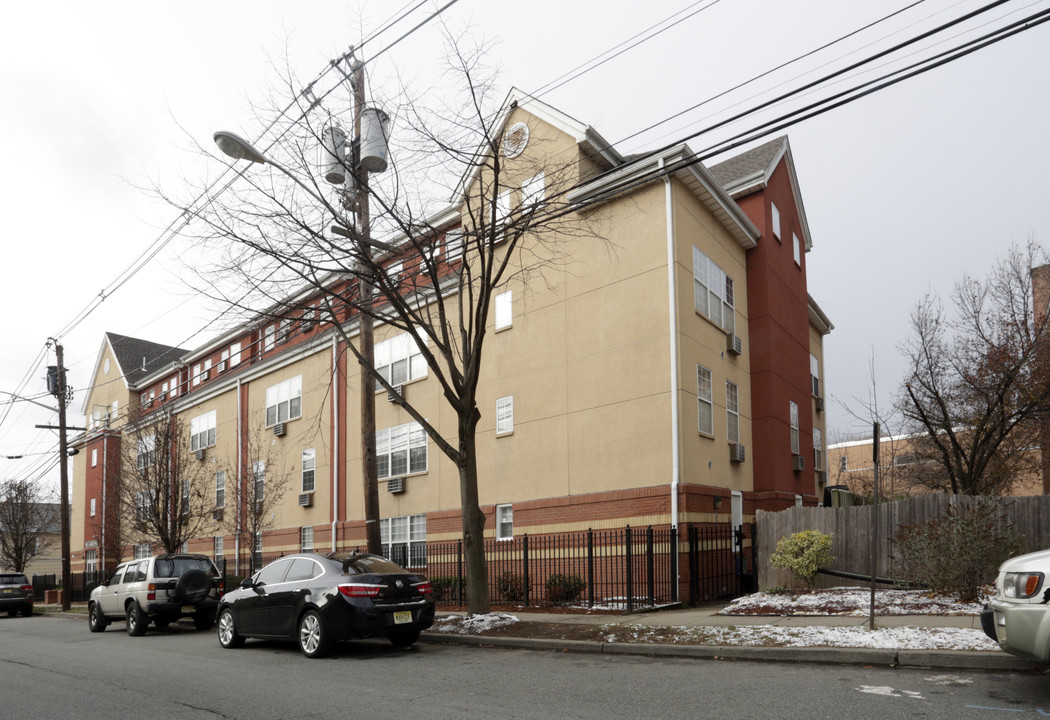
[2,0,1048,492]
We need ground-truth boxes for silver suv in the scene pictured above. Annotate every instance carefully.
[87,554,223,636]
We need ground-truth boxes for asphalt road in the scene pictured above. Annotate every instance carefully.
[4,614,1050,719]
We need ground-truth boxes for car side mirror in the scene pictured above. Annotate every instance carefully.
[240,578,253,590]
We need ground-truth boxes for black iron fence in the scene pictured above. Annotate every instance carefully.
[687,523,755,603]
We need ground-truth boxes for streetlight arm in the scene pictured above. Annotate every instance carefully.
[0,391,58,413]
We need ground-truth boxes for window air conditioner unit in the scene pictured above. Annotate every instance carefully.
[387,476,405,494]
[727,334,743,356]
[793,454,805,472]
[212,508,223,522]
[729,443,746,463]
[273,422,286,437]
[815,470,826,486]
[387,384,403,403]
[195,448,205,461]
[298,493,313,507]
[815,396,825,412]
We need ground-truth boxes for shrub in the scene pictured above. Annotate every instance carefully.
[545,574,585,603]
[769,530,833,589]
[893,497,1023,603]
[495,572,528,602]
[428,576,458,602]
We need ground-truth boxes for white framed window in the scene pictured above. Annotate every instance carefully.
[190,411,217,452]
[91,448,98,467]
[692,246,735,334]
[385,262,403,285]
[204,359,212,380]
[445,229,464,260]
[374,334,427,391]
[697,365,713,437]
[495,189,511,240]
[302,448,316,493]
[793,233,801,266]
[264,324,275,352]
[229,342,242,366]
[376,422,427,479]
[168,376,178,398]
[790,401,800,455]
[111,400,119,419]
[276,318,290,344]
[90,498,96,517]
[91,405,109,430]
[301,526,314,551]
[215,470,226,508]
[253,461,265,503]
[771,202,781,240]
[161,381,169,398]
[522,171,545,208]
[810,354,821,397]
[214,536,223,563]
[381,514,426,567]
[252,532,262,568]
[494,290,513,330]
[136,435,156,471]
[496,396,514,436]
[135,543,151,559]
[192,363,202,387]
[85,549,97,573]
[496,504,513,541]
[814,428,824,470]
[726,381,740,445]
[265,375,302,426]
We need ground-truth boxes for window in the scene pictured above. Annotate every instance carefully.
[265,376,302,426]
[169,376,178,398]
[91,405,109,429]
[771,202,781,240]
[445,229,464,260]
[215,470,226,508]
[264,325,275,352]
[191,363,202,387]
[85,550,97,574]
[839,455,848,472]
[810,354,821,397]
[726,381,740,445]
[214,536,223,563]
[374,334,427,391]
[90,498,96,517]
[496,504,513,541]
[385,262,403,285]
[381,514,426,567]
[813,428,823,470]
[190,411,217,452]
[276,318,290,344]
[692,246,735,334]
[135,543,150,560]
[697,365,713,437]
[790,401,800,455]
[252,532,263,571]
[495,190,511,240]
[253,461,266,505]
[376,422,427,479]
[494,290,513,330]
[136,491,154,522]
[301,526,314,551]
[91,448,98,467]
[496,396,514,436]
[302,449,316,493]
[793,233,801,266]
[136,435,156,470]
[161,381,169,398]
[522,171,545,208]
[229,343,242,367]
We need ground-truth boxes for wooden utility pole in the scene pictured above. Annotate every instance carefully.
[869,421,880,631]
[55,342,72,612]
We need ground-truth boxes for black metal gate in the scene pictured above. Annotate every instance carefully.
[687,523,754,604]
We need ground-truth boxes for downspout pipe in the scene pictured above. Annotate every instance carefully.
[235,377,242,575]
[331,335,339,552]
[662,159,681,531]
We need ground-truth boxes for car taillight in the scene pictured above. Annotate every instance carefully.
[217,579,225,597]
[338,583,382,598]
[147,583,156,601]
[1004,572,1044,598]
[19,585,32,594]
[413,581,432,595]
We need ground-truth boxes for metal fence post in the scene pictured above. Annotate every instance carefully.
[587,528,594,607]
[522,534,530,606]
[457,539,463,606]
[646,526,655,605]
[625,525,633,613]
[670,525,679,602]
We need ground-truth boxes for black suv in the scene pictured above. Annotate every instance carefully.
[87,554,223,635]
[0,573,34,617]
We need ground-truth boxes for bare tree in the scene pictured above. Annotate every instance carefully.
[898,240,1050,495]
[116,409,217,553]
[168,33,605,613]
[219,412,293,575]
[0,479,57,573]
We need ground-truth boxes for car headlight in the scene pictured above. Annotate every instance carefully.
[1003,572,1045,598]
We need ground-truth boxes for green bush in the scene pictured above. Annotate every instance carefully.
[893,497,1023,603]
[545,574,585,603]
[428,576,458,602]
[769,530,833,589]
[495,572,528,602]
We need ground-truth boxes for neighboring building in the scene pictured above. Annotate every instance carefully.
[0,503,61,577]
[69,91,832,586]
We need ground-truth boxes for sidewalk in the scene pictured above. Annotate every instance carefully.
[423,605,1045,672]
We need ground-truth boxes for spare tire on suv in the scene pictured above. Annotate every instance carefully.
[86,554,224,636]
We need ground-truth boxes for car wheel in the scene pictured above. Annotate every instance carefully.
[126,602,148,636]
[6,610,16,618]
[217,608,245,649]
[388,629,420,648]
[193,611,214,631]
[298,610,331,658]
[21,606,32,618]
[175,569,212,605]
[88,603,108,632]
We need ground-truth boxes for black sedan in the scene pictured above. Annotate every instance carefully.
[216,552,435,657]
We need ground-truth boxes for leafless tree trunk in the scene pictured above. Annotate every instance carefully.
[0,480,57,574]
[898,240,1050,495]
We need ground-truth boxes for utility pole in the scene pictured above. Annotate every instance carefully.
[51,341,72,612]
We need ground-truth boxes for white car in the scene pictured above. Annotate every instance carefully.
[982,549,1050,662]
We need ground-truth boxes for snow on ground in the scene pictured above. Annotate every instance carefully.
[720,587,989,616]
[431,613,521,634]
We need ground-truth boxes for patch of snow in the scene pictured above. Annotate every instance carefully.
[431,613,519,634]
[721,587,988,616]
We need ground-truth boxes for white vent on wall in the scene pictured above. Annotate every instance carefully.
[387,384,403,403]
[195,448,205,461]
[727,334,743,356]
[273,422,286,437]
[387,476,405,494]
[729,443,746,463]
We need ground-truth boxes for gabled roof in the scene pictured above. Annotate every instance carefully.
[106,333,187,387]
[708,136,813,252]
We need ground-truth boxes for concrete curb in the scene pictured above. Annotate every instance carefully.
[421,632,1045,671]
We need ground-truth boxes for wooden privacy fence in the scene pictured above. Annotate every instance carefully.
[756,493,1050,590]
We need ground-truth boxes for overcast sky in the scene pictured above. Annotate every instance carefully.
[2,0,1048,493]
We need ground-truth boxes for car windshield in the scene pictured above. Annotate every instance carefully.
[0,574,28,585]
[345,556,409,575]
[153,557,217,578]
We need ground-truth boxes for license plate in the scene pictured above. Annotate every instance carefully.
[1,589,12,594]
[182,606,197,614]
[393,610,412,625]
